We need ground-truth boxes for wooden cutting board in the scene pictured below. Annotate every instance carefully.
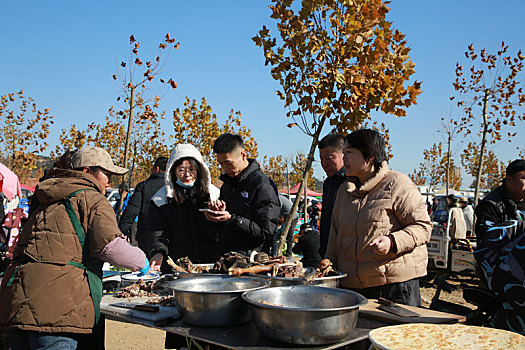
[359,299,466,324]
[100,295,180,323]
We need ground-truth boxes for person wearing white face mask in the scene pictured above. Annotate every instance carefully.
[147,144,220,273]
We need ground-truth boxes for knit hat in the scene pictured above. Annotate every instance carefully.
[71,147,128,175]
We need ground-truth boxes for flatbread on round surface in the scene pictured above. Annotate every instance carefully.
[369,323,524,350]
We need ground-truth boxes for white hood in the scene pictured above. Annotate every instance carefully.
[152,144,219,207]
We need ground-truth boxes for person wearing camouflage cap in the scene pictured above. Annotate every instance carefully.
[71,146,128,176]
[0,147,148,349]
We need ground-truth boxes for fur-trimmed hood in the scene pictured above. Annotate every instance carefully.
[152,144,219,207]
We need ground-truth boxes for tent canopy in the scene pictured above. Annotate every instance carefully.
[280,184,322,197]
[0,162,22,201]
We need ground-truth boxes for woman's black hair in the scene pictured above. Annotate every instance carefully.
[344,129,387,170]
[54,149,79,170]
[170,157,209,205]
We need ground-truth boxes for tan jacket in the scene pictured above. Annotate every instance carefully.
[0,170,122,333]
[448,207,467,239]
[326,162,432,289]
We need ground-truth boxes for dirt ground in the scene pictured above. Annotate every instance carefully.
[105,319,166,350]
[104,269,483,350]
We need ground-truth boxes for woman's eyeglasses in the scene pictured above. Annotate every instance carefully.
[176,168,196,175]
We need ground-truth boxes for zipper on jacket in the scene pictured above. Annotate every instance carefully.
[354,195,364,285]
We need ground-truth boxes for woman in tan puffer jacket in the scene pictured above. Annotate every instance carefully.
[326,129,432,306]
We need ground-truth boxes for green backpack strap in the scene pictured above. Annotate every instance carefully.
[64,188,103,324]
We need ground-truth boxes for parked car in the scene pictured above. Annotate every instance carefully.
[105,187,134,209]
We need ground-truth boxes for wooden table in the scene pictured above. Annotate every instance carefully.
[102,297,465,349]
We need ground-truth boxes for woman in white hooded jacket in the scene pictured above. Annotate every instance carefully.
[146,144,220,272]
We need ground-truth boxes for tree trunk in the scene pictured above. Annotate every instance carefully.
[276,115,327,256]
[117,85,135,221]
[446,133,451,196]
[286,159,290,200]
[474,91,489,207]
[303,174,308,220]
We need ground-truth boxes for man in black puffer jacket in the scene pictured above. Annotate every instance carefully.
[118,156,167,254]
[475,159,525,242]
[205,134,280,254]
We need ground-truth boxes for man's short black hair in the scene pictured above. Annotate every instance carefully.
[213,133,244,154]
[506,159,525,176]
[344,129,387,169]
[300,223,312,231]
[153,156,168,171]
[319,133,344,152]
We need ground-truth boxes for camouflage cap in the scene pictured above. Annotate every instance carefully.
[71,147,128,175]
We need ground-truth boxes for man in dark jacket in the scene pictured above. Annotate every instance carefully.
[474,220,525,335]
[292,223,322,268]
[205,134,280,254]
[318,133,346,258]
[475,159,525,241]
[118,156,167,254]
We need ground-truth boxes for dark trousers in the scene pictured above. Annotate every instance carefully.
[350,278,422,307]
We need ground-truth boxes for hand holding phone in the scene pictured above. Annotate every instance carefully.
[199,208,220,215]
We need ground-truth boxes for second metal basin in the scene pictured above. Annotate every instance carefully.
[242,285,367,345]
[168,275,270,326]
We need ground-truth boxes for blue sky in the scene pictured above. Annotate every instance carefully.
[1,1,524,183]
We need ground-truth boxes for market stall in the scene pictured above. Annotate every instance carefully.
[101,273,466,350]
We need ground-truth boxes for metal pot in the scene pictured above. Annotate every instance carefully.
[167,275,270,326]
[248,268,347,288]
[242,285,367,345]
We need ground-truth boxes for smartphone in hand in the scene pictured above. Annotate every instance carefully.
[198,208,221,215]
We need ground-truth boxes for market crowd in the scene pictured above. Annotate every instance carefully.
[0,130,524,349]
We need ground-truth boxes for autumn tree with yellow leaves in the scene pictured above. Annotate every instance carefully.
[253,0,422,255]
[260,155,287,189]
[413,143,462,191]
[451,42,525,205]
[409,168,426,186]
[50,124,88,159]
[461,142,506,190]
[0,91,54,182]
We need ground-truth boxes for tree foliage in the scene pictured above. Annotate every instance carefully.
[53,100,169,186]
[260,154,287,188]
[253,0,422,134]
[289,151,316,189]
[50,124,88,159]
[0,90,54,181]
[461,142,505,190]
[415,142,461,190]
[409,168,425,186]
[113,34,179,215]
[519,147,525,159]
[172,97,258,183]
[451,42,525,204]
[254,0,421,255]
